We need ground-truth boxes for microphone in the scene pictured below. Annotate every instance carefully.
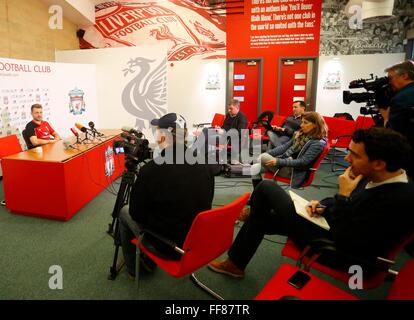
[63,139,78,150]
[88,121,104,137]
[75,123,88,133]
[121,126,143,138]
[70,127,79,137]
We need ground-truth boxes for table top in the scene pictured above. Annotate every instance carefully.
[4,129,122,163]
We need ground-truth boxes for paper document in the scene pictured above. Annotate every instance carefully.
[288,190,330,231]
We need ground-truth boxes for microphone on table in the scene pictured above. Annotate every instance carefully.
[75,123,92,144]
[70,127,81,144]
[63,139,78,150]
[75,123,89,133]
[88,121,104,137]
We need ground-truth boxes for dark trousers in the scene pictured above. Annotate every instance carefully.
[119,206,141,275]
[228,180,331,270]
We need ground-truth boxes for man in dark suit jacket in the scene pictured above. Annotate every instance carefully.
[208,127,414,278]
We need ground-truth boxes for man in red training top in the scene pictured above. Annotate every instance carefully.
[25,104,61,148]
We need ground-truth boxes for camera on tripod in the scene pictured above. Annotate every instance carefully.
[113,128,152,172]
[343,74,394,120]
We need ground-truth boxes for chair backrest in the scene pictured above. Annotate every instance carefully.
[21,129,34,150]
[264,140,330,188]
[387,258,414,300]
[211,113,226,128]
[178,193,250,275]
[300,141,331,187]
[0,134,23,173]
[0,134,23,159]
[323,116,356,148]
[271,114,287,126]
[355,115,375,130]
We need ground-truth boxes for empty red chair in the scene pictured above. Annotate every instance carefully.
[323,116,356,172]
[131,193,250,299]
[256,257,414,300]
[0,134,23,207]
[355,115,375,130]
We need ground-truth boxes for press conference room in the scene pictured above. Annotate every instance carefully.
[1,0,414,305]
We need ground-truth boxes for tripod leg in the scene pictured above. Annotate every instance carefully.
[108,216,125,280]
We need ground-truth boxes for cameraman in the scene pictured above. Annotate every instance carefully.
[118,113,216,279]
[384,60,414,177]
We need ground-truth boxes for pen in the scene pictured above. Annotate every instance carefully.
[307,204,326,209]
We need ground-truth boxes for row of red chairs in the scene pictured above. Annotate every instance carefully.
[129,192,414,300]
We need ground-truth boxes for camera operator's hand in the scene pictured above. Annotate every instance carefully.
[338,167,363,197]
[379,107,390,127]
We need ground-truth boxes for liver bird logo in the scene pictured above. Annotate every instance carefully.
[150,24,187,49]
[192,20,219,42]
[122,57,167,130]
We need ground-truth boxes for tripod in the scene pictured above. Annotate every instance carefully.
[107,169,136,280]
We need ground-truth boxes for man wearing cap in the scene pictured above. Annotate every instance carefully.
[117,113,217,279]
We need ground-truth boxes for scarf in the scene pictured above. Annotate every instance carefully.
[285,133,312,158]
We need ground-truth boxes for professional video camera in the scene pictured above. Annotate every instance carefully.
[343,74,393,123]
[108,127,152,280]
[113,128,152,172]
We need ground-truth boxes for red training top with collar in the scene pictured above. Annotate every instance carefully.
[26,121,55,140]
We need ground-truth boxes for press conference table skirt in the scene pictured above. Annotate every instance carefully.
[2,129,124,221]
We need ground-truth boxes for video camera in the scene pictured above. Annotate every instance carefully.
[113,128,152,172]
[343,74,394,118]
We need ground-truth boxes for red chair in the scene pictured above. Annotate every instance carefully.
[323,116,356,172]
[0,134,23,206]
[271,114,287,126]
[263,141,330,188]
[255,257,414,300]
[193,113,226,137]
[355,115,375,130]
[211,113,226,128]
[280,231,414,290]
[131,193,250,299]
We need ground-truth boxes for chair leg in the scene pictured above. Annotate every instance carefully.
[135,245,142,296]
[190,273,224,300]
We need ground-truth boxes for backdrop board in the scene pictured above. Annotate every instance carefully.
[0,57,97,175]
[0,57,98,142]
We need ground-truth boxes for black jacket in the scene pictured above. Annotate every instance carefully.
[129,145,216,258]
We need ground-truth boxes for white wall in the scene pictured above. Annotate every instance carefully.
[167,59,226,135]
[315,53,405,119]
[56,47,226,142]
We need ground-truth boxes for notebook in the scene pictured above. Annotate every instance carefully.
[288,190,330,231]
